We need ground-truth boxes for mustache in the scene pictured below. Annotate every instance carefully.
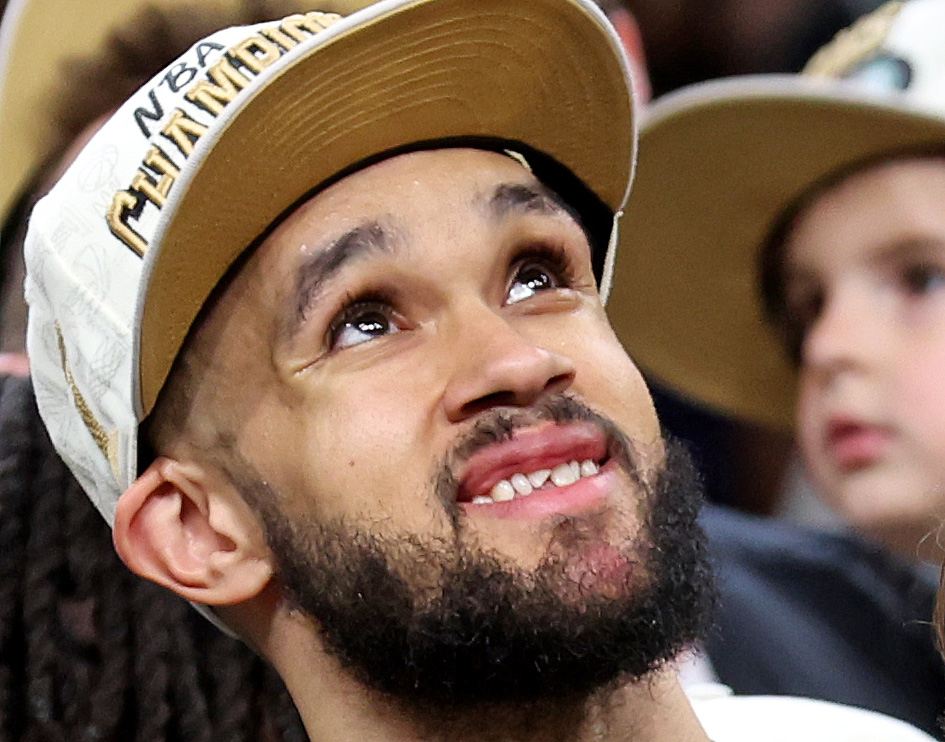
[432,395,645,510]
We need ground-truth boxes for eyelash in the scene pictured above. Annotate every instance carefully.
[900,261,945,295]
[322,241,580,353]
[509,242,577,291]
[326,289,398,348]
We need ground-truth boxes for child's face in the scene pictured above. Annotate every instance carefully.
[782,157,945,559]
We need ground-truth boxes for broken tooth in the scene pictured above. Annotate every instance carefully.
[528,468,551,488]
[510,473,533,496]
[580,459,599,477]
[551,461,579,487]
[490,479,515,502]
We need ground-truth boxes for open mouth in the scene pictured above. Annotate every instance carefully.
[455,422,612,507]
[463,459,603,504]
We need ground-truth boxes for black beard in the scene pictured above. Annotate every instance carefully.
[230,399,715,732]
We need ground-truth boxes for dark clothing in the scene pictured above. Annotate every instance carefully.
[703,505,945,739]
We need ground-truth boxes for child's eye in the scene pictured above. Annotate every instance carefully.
[506,247,574,305]
[901,262,945,296]
[328,300,400,350]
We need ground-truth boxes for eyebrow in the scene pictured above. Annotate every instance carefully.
[486,182,570,221]
[285,220,395,338]
[876,234,945,261]
[282,181,574,339]
[786,233,945,280]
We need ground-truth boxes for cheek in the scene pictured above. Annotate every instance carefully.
[894,346,945,462]
[268,377,448,526]
[569,323,660,446]
[794,378,821,453]
[794,376,833,489]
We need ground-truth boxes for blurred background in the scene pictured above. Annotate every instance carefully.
[631,0,884,96]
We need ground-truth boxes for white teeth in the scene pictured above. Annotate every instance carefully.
[490,479,516,502]
[472,459,600,505]
[528,469,551,488]
[510,473,533,496]
[551,461,579,487]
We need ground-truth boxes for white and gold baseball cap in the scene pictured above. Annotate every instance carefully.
[24,0,637,526]
[607,0,945,429]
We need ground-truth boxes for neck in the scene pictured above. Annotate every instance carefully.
[261,609,710,742]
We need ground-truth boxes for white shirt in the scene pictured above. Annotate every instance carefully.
[688,683,938,742]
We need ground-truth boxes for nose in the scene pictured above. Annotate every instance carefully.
[801,288,880,381]
[441,306,576,422]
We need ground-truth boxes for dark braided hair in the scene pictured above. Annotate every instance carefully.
[0,375,307,741]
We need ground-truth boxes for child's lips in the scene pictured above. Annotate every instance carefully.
[825,418,891,471]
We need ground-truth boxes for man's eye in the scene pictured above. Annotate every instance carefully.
[507,250,572,305]
[328,301,400,350]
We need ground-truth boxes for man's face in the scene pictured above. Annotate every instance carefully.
[182,148,710,709]
[200,148,662,564]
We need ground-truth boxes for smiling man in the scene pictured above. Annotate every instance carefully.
[137,143,715,736]
[19,1,936,741]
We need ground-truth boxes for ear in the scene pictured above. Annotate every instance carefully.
[113,456,273,605]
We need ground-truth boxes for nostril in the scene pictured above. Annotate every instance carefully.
[546,370,574,396]
[458,370,574,419]
[460,390,521,419]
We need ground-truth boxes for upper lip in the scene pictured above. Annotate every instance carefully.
[825,414,879,443]
[823,413,893,456]
[455,421,610,502]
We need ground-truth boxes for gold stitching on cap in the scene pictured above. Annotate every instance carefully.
[185,59,251,116]
[803,1,904,78]
[280,11,343,42]
[108,192,148,256]
[55,324,121,478]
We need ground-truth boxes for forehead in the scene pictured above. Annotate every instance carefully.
[785,157,945,270]
[267,147,563,243]
[240,147,587,302]
[217,147,588,334]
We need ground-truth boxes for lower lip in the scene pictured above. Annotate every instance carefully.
[828,428,890,471]
[459,465,620,519]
